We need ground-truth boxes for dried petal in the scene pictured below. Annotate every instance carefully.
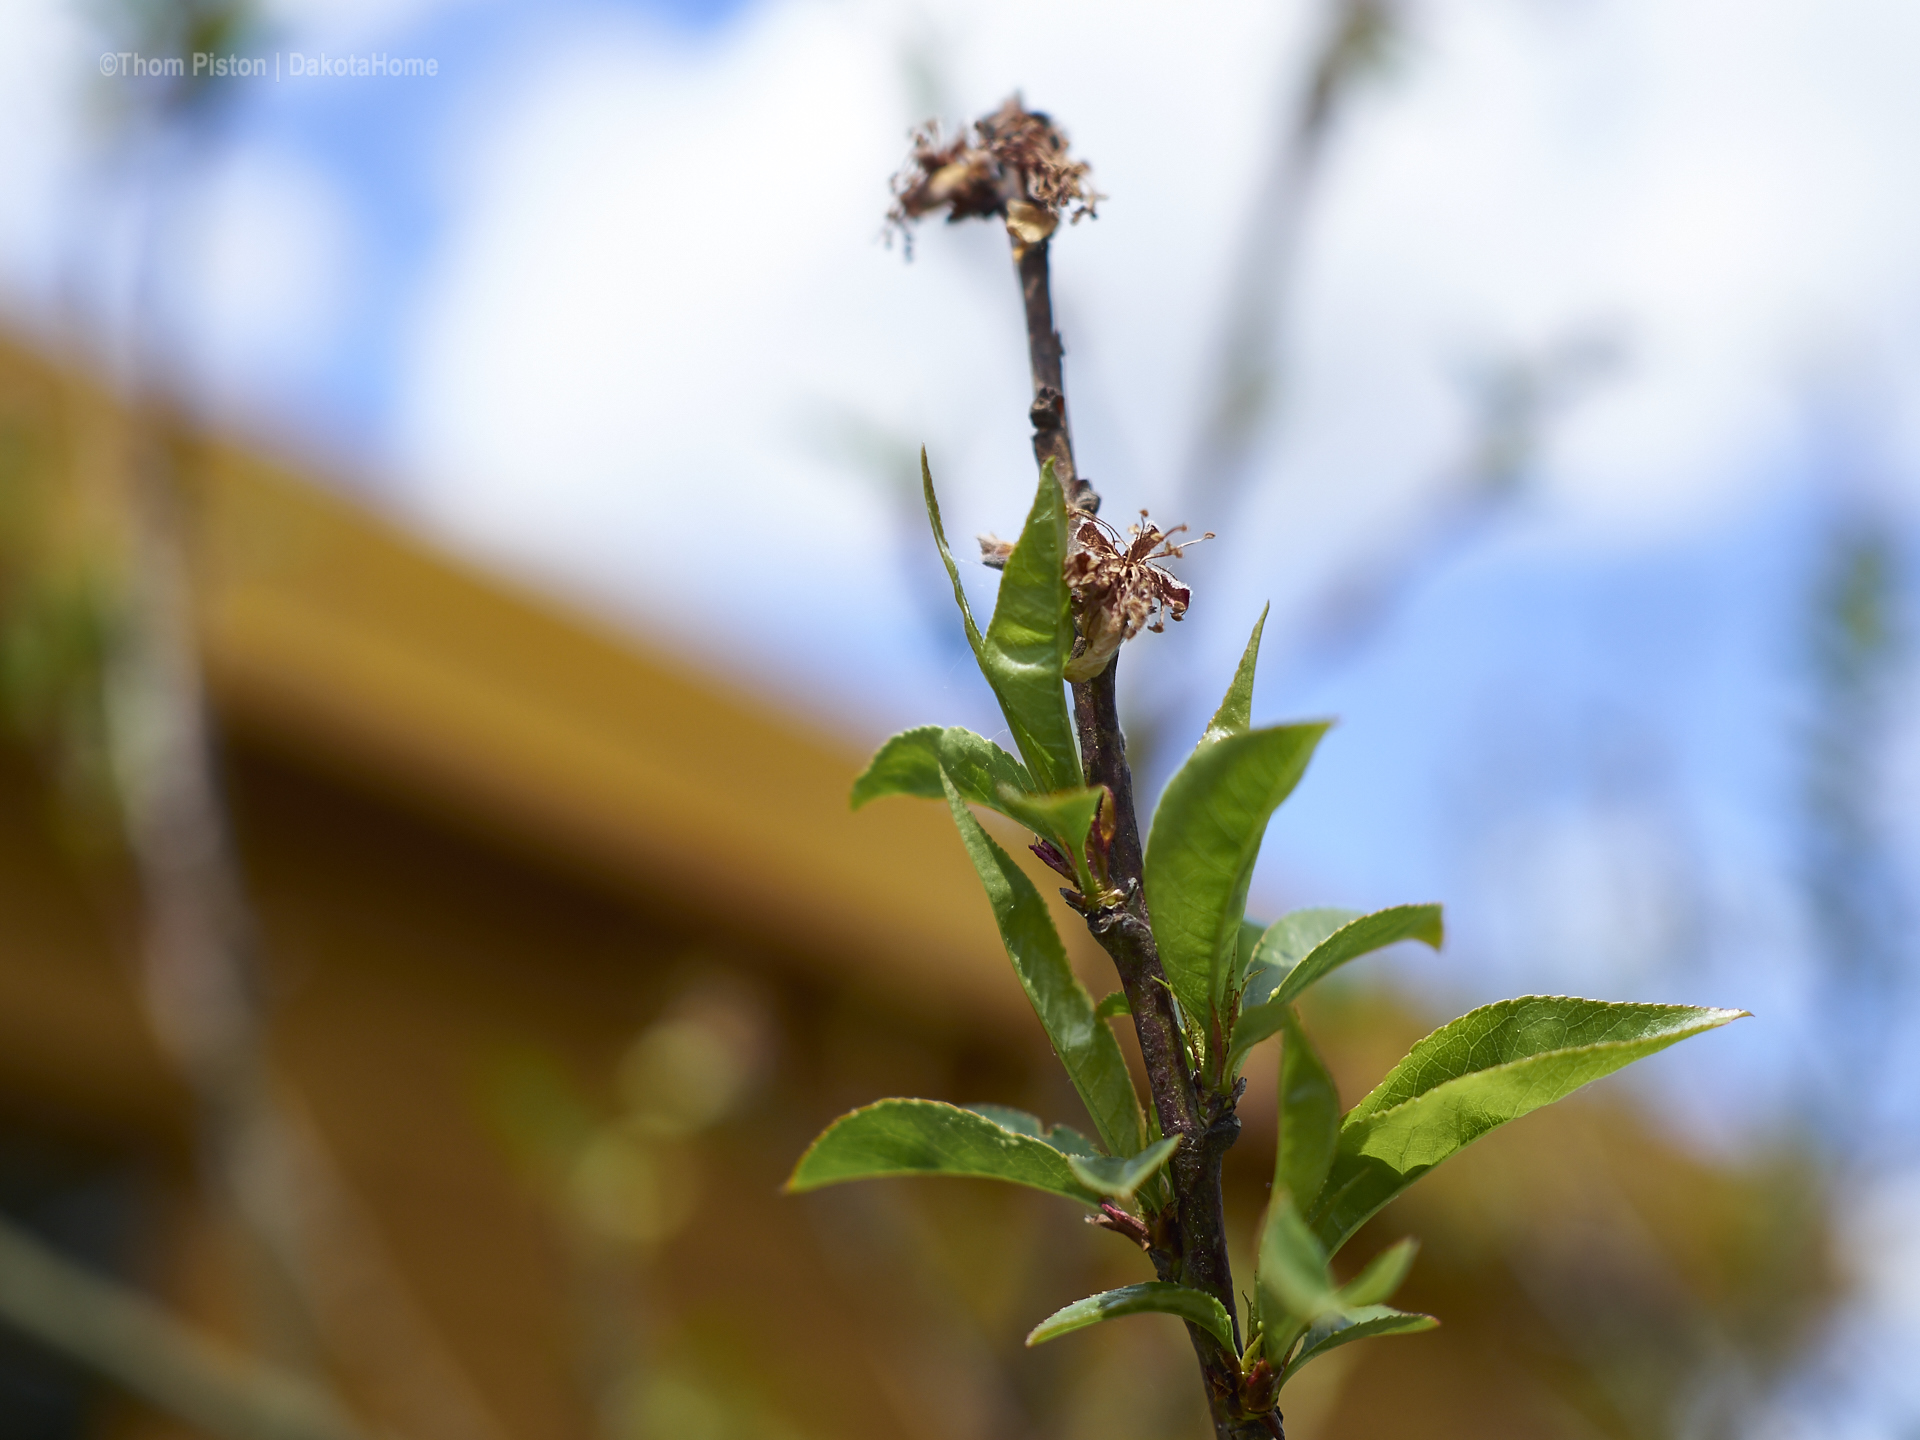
[887,96,1100,249]
[1062,510,1210,680]
[977,533,1016,571]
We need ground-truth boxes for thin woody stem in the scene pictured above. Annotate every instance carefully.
[1013,238,1096,514]
[1012,232,1275,1440]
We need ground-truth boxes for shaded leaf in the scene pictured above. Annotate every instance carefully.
[1243,909,1362,1001]
[1283,1306,1436,1385]
[1264,905,1442,1009]
[787,1099,1100,1205]
[1200,606,1268,746]
[961,1105,1101,1158]
[1338,1238,1418,1308]
[1276,1010,1340,1212]
[1233,915,1268,994]
[994,782,1108,896]
[1027,1282,1235,1350]
[1144,724,1330,1058]
[1309,998,1747,1252]
[1260,1194,1338,1326]
[1094,990,1131,1021]
[1042,1124,1103,1159]
[1066,1135,1180,1201]
[964,1103,1046,1137]
[940,772,1146,1157]
[1233,904,1443,1068]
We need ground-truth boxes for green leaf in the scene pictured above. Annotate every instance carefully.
[922,454,1080,793]
[1261,1196,1337,1320]
[922,448,986,655]
[850,725,948,809]
[1043,1125,1103,1159]
[787,1099,1100,1205]
[993,782,1108,896]
[1232,905,1444,1069]
[1276,1010,1340,1212]
[1144,724,1330,1059]
[1027,1282,1235,1351]
[964,1102,1046,1136]
[1094,990,1131,1021]
[1257,1192,1335,1369]
[940,771,1146,1157]
[1283,1306,1436,1384]
[962,1105,1101,1158]
[1263,905,1443,1008]
[1200,606,1269,745]
[1338,1238,1417,1308]
[1233,916,1269,994]
[1245,909,1362,996]
[1309,998,1747,1252]
[933,728,1035,807]
[1066,1135,1180,1201]
[981,462,1080,792]
[856,726,1106,896]
[852,727,1044,835]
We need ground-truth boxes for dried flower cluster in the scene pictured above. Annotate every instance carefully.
[1063,510,1210,682]
[888,96,1101,252]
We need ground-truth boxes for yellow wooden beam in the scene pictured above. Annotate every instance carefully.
[172,420,1032,1026]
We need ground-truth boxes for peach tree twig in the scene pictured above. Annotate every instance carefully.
[794,96,1742,1440]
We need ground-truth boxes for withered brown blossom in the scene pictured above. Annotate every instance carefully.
[1063,510,1211,682]
[888,96,1101,253]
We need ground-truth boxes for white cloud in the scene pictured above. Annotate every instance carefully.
[391,0,1920,730]
[174,146,363,419]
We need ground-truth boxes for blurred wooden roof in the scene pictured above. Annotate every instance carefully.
[0,332,1031,1028]
[181,406,1034,1029]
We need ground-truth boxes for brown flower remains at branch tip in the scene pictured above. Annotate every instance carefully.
[1064,510,1212,682]
[888,95,1101,253]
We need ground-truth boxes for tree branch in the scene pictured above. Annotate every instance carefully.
[1013,234,1274,1440]
[1013,238,1099,515]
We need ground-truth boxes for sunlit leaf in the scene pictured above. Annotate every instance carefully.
[1233,905,1443,1069]
[1066,1135,1180,1201]
[1283,1305,1436,1385]
[787,1099,1101,1204]
[940,771,1146,1157]
[1199,606,1269,746]
[933,727,1035,806]
[1144,723,1329,1061]
[1276,1010,1339,1212]
[1309,998,1747,1252]
[1094,990,1131,1021]
[1027,1282,1235,1350]
[1338,1238,1417,1308]
[980,461,1081,793]
[849,725,948,809]
[924,453,1081,794]
[923,448,987,653]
